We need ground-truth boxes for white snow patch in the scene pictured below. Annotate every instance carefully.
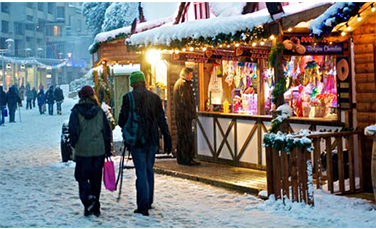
[309,2,348,35]
[365,125,376,136]
[209,2,246,17]
[141,2,180,21]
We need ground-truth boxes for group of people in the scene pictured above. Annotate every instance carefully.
[69,68,199,218]
[0,84,65,126]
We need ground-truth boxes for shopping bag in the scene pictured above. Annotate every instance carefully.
[3,108,8,117]
[103,157,116,191]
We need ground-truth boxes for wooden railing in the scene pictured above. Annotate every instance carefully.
[265,130,364,206]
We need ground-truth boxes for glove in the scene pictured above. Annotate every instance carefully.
[164,135,172,155]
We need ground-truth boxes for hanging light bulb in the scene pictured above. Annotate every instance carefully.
[341,31,346,36]
[235,43,240,47]
[269,35,275,40]
[169,50,173,54]
[182,48,186,52]
[189,47,194,51]
[252,42,257,47]
[329,41,333,45]
[175,50,180,54]
[260,40,265,46]
[372,3,375,13]
[203,47,207,51]
[219,44,223,48]
[287,28,292,32]
[357,13,362,22]
[346,23,351,31]
[227,45,231,48]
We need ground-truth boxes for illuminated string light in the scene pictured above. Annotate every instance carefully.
[269,35,275,40]
[357,13,362,22]
[252,42,257,47]
[260,41,265,45]
[372,3,375,12]
[288,28,292,32]
[189,47,194,51]
[341,31,346,36]
[182,48,186,52]
[203,47,207,51]
[346,23,351,31]
[235,43,240,47]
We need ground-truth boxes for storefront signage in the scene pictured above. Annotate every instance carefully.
[171,48,270,63]
[282,35,343,55]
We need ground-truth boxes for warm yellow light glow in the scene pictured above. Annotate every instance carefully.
[219,44,223,48]
[252,42,257,47]
[175,50,180,54]
[169,50,174,54]
[260,41,265,46]
[182,48,186,52]
[372,5,376,12]
[288,28,292,32]
[329,41,333,45]
[189,47,194,51]
[269,35,275,40]
[227,45,230,48]
[357,14,362,22]
[341,31,346,36]
[235,43,240,47]
[203,47,207,51]
[346,25,351,31]
[146,49,161,64]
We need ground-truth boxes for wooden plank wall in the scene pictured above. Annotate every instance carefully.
[353,14,376,191]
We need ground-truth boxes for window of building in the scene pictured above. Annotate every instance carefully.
[53,25,61,36]
[26,24,34,31]
[78,19,81,32]
[0,37,6,49]
[1,20,9,33]
[193,2,209,20]
[37,19,45,32]
[15,22,24,35]
[38,2,44,11]
[1,2,10,14]
[26,37,32,42]
[26,2,33,8]
[57,7,65,19]
[27,15,33,22]
[68,15,72,26]
[48,3,54,14]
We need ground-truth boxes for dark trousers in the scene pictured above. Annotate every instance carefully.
[26,99,32,110]
[75,155,105,212]
[56,101,62,114]
[131,146,158,211]
[32,98,36,108]
[38,104,44,114]
[48,103,53,115]
[8,105,16,122]
[0,106,5,125]
[176,119,194,165]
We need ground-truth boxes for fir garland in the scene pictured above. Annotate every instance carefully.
[92,70,112,99]
[263,132,313,153]
[311,2,365,39]
[268,42,284,67]
[271,76,286,106]
[127,26,266,51]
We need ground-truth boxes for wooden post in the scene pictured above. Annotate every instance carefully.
[257,59,266,115]
[347,135,355,192]
[358,134,364,191]
[291,147,299,202]
[272,148,281,200]
[301,148,308,203]
[282,150,290,199]
[273,34,285,108]
[313,139,322,189]
[337,136,345,193]
[266,146,274,197]
[326,137,334,193]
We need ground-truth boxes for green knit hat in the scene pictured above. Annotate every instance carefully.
[130,71,146,84]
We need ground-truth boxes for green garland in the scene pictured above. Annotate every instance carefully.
[92,70,112,99]
[263,132,313,153]
[127,26,266,51]
[271,76,286,106]
[268,42,284,67]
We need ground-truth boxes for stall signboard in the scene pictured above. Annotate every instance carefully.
[171,48,270,64]
[282,35,344,55]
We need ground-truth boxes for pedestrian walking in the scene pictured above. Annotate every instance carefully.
[0,86,7,126]
[118,71,172,216]
[31,87,37,108]
[26,87,33,110]
[45,86,55,115]
[54,85,64,115]
[19,84,25,101]
[37,89,46,115]
[69,85,112,217]
[173,67,200,165]
[6,85,21,123]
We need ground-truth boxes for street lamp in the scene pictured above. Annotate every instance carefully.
[67,52,72,58]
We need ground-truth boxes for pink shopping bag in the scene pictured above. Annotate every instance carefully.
[103,157,116,191]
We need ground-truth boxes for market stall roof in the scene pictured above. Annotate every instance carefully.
[309,2,368,39]
[126,2,331,50]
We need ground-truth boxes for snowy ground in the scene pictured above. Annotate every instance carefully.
[0,87,376,227]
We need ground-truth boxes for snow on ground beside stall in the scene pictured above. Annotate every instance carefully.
[1,95,376,227]
[128,2,330,47]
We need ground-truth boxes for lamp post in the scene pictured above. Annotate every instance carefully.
[1,39,14,89]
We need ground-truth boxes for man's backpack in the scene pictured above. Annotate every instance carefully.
[122,92,145,147]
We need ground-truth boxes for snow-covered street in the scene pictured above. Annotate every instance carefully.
[1,92,376,228]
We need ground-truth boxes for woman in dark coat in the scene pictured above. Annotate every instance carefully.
[69,85,112,217]
[6,85,21,123]
[31,87,37,108]
[37,89,46,115]
[45,86,55,115]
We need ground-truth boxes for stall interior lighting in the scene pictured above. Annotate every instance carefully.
[260,41,265,46]
[252,42,257,47]
[287,28,292,32]
[203,47,207,51]
[146,49,161,64]
[269,35,275,40]
[372,3,375,12]
[346,23,351,31]
[189,47,194,51]
[357,13,362,21]
[182,48,186,52]
[235,43,240,47]
[341,31,346,36]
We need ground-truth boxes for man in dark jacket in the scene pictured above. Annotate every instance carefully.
[45,85,55,115]
[118,71,172,216]
[69,85,112,217]
[0,86,7,126]
[37,89,45,115]
[6,85,21,123]
[173,67,200,165]
[31,87,37,108]
[54,85,64,115]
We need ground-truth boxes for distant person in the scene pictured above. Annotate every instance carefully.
[6,85,21,123]
[25,87,33,110]
[173,67,200,165]
[69,85,112,217]
[37,88,46,115]
[19,84,25,101]
[45,86,55,115]
[54,85,64,115]
[118,71,172,216]
[31,87,37,108]
[0,86,7,126]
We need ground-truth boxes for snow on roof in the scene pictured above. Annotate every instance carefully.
[141,2,180,21]
[89,16,174,54]
[209,2,246,17]
[127,2,330,48]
